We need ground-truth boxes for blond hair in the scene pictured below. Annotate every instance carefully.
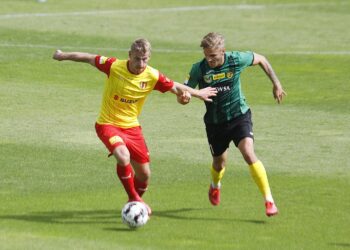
[130,38,151,54]
[200,32,225,49]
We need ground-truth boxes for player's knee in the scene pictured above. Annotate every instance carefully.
[242,153,257,165]
[212,161,225,171]
[113,147,130,165]
[136,168,151,182]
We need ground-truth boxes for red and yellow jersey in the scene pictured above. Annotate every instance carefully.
[94,55,174,128]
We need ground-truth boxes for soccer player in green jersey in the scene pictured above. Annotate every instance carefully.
[180,32,286,217]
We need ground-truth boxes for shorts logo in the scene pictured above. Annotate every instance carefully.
[140,81,148,89]
[99,56,108,64]
[109,136,123,145]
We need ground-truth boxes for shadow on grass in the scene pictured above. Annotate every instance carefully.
[153,208,266,225]
[0,209,118,225]
[0,207,266,228]
[328,243,350,248]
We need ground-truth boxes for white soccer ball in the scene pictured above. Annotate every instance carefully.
[121,201,149,228]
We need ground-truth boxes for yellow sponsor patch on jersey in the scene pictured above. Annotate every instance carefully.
[109,136,123,145]
[99,56,108,64]
[212,72,226,81]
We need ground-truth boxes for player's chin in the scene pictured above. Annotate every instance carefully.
[135,67,146,74]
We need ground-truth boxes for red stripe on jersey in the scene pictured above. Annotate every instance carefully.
[154,72,174,93]
[95,56,117,77]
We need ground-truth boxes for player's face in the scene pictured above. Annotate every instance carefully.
[203,47,225,68]
[128,51,150,75]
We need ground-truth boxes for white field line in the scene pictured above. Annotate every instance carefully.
[0,2,348,19]
[1,43,350,55]
[0,5,264,19]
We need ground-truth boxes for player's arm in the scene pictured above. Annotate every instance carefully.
[252,52,286,103]
[170,82,217,103]
[52,50,96,66]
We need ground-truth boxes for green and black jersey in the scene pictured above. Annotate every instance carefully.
[185,51,254,125]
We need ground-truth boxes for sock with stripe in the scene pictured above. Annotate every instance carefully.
[134,177,148,197]
[116,164,140,201]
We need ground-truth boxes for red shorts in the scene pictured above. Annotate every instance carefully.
[95,123,150,164]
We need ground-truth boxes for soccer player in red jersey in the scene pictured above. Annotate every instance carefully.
[53,38,217,215]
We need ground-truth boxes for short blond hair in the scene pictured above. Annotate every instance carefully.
[130,38,151,54]
[200,32,225,49]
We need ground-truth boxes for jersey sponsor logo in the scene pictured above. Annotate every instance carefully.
[212,72,226,81]
[215,86,231,92]
[99,56,108,64]
[114,94,138,104]
[140,81,148,89]
[120,98,138,104]
[204,71,233,84]
[113,95,138,104]
[109,135,123,145]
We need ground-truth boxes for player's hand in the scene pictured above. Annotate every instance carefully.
[198,87,217,102]
[177,91,191,105]
[53,49,64,61]
[273,85,287,104]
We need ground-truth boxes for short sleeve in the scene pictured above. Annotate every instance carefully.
[154,72,174,93]
[236,51,254,68]
[184,63,200,88]
[95,55,117,76]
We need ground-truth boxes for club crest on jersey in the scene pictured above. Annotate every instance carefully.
[226,71,234,79]
[204,74,212,84]
[140,81,148,89]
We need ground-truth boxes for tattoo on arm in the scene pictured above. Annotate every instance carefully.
[260,60,280,85]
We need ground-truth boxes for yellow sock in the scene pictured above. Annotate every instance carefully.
[249,161,273,202]
[211,166,225,188]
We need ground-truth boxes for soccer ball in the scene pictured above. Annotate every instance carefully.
[121,201,149,228]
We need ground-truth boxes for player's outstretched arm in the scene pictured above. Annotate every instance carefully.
[52,50,96,66]
[253,53,287,104]
[176,91,191,105]
[171,82,217,103]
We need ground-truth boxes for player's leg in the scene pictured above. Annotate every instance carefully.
[95,123,141,202]
[131,159,150,197]
[238,137,278,216]
[206,123,230,206]
[125,126,151,197]
[113,145,141,202]
[209,151,227,205]
[211,150,227,188]
[124,126,152,215]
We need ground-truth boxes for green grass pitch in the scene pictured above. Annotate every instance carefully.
[1,0,350,249]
